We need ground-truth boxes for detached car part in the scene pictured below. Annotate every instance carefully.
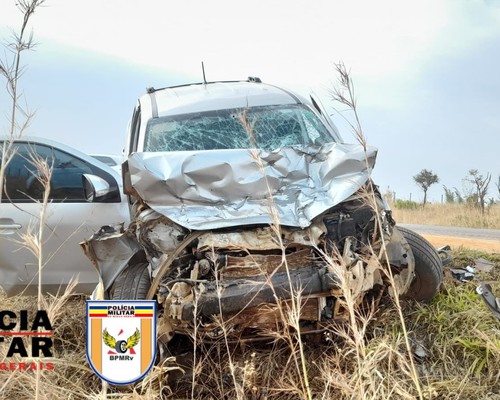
[476,284,500,320]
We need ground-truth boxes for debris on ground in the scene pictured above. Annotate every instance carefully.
[450,266,475,282]
[437,245,453,266]
[411,339,428,360]
[474,257,495,273]
[476,284,500,320]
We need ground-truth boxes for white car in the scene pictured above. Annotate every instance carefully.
[90,154,123,173]
[0,136,129,296]
[83,79,443,352]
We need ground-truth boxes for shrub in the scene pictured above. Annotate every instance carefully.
[393,199,419,210]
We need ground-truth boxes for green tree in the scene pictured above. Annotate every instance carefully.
[443,185,455,203]
[413,169,439,206]
[453,187,464,204]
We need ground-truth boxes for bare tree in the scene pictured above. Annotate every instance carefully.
[465,169,491,215]
[0,0,44,203]
[413,169,439,206]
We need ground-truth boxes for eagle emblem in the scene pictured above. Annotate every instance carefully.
[103,328,140,354]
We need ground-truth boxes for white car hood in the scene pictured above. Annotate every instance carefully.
[128,142,377,230]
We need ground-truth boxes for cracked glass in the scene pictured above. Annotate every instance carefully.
[144,104,335,152]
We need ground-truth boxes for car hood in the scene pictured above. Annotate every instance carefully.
[128,142,377,230]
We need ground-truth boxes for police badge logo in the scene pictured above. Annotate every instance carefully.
[86,300,156,385]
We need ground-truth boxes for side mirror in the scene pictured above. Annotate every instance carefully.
[122,160,137,196]
[83,174,111,202]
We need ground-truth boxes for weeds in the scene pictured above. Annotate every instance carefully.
[0,4,86,399]
[1,250,499,399]
[331,61,424,399]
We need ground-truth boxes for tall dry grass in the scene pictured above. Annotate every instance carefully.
[2,258,499,400]
[0,0,44,203]
[392,203,500,229]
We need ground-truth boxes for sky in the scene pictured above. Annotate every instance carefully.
[0,0,499,203]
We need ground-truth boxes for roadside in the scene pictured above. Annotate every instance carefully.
[422,235,500,254]
[399,223,500,253]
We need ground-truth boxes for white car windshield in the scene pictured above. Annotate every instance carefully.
[144,104,335,152]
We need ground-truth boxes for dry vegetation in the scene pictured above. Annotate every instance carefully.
[1,248,499,399]
[392,203,500,230]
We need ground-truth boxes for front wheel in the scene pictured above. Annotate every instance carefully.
[398,226,443,302]
[110,262,151,300]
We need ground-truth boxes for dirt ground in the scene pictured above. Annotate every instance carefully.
[422,234,500,254]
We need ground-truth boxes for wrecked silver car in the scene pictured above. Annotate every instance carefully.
[82,79,443,346]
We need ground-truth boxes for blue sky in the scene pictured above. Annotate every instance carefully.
[1,0,499,203]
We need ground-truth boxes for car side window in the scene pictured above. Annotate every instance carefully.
[2,142,93,202]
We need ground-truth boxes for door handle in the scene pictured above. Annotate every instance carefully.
[0,223,22,230]
[0,218,22,234]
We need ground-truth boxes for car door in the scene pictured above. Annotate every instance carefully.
[0,139,129,296]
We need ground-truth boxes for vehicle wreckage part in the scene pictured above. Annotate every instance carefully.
[136,208,186,257]
[383,226,415,297]
[196,224,325,252]
[174,267,341,321]
[476,284,500,320]
[146,231,203,300]
[398,226,443,302]
[80,227,147,292]
[127,142,377,230]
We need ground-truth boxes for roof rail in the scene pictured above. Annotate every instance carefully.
[145,78,263,94]
[247,76,262,83]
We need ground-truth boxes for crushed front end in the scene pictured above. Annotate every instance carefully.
[82,143,415,344]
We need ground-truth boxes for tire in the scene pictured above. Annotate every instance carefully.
[110,262,151,300]
[398,226,443,302]
[115,340,127,353]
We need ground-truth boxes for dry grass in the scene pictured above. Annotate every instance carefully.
[1,249,499,399]
[0,291,103,400]
[392,203,500,229]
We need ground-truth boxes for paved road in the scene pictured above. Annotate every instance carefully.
[399,224,500,241]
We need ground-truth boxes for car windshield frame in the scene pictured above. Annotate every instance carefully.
[144,104,336,152]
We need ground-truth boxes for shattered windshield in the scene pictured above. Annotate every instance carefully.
[144,104,335,152]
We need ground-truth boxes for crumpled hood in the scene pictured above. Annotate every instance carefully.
[128,142,377,230]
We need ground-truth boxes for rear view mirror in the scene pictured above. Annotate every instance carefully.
[83,174,111,202]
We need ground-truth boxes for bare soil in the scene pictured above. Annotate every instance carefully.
[422,234,500,253]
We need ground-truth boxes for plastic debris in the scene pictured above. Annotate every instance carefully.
[413,343,427,359]
[474,258,495,273]
[476,284,500,320]
[450,268,475,282]
[465,266,476,274]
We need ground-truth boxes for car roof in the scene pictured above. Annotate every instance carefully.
[142,80,305,118]
[90,154,122,166]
